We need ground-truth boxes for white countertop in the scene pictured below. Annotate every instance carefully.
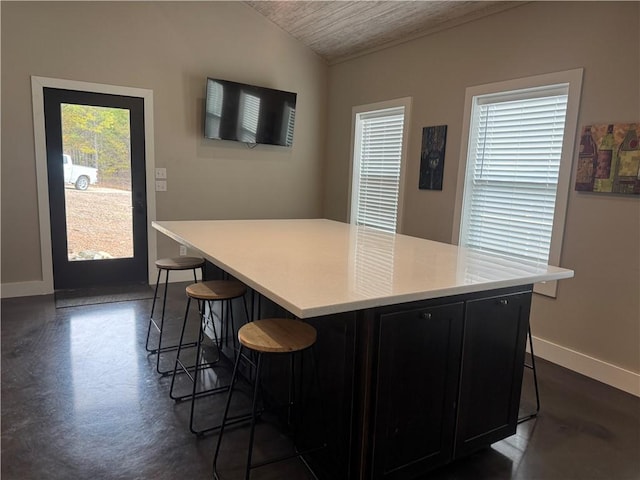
[153,219,574,318]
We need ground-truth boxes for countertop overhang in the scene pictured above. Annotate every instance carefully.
[152,219,574,318]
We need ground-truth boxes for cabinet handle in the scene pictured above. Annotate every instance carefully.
[499,299,509,306]
[421,312,432,320]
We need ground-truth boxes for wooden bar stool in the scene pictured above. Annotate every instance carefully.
[145,256,205,375]
[212,318,324,480]
[170,279,249,435]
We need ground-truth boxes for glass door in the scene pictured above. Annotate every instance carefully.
[44,88,147,289]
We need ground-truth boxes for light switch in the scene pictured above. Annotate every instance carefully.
[155,168,167,179]
[155,180,167,191]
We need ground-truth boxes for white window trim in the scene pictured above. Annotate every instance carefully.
[348,97,412,234]
[452,69,583,297]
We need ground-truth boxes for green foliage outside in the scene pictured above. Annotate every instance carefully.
[61,104,131,189]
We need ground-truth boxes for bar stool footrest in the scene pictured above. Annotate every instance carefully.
[172,357,224,385]
[193,412,257,437]
[173,383,231,403]
[149,340,198,355]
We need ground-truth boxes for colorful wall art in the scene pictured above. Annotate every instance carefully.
[575,123,640,194]
[419,125,447,190]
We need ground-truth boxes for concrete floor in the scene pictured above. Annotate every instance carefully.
[2,286,639,479]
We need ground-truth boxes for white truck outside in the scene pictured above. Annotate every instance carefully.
[63,154,98,190]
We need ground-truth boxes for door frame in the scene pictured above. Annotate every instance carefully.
[31,76,157,294]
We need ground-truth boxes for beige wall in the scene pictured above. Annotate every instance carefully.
[1,2,327,284]
[325,2,640,374]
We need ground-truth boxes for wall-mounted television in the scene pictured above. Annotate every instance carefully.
[204,78,297,147]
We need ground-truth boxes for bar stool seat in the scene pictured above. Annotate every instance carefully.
[146,256,205,375]
[238,318,316,353]
[155,256,206,271]
[213,318,323,479]
[170,279,249,435]
[186,281,247,302]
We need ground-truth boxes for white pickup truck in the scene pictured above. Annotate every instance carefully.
[63,154,98,190]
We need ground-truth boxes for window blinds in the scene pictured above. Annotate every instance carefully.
[285,107,295,147]
[353,107,405,233]
[460,89,569,264]
[239,92,260,143]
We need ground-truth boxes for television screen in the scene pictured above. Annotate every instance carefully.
[204,78,297,147]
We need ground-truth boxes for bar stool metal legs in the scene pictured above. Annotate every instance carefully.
[213,319,325,480]
[169,280,249,435]
[245,350,263,479]
[145,257,204,375]
[145,267,166,354]
[518,325,540,424]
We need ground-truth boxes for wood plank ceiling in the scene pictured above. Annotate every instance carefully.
[245,1,520,64]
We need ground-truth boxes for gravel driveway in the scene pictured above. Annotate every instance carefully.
[65,186,133,260]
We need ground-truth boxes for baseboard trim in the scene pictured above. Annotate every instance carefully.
[1,281,52,298]
[2,269,200,299]
[531,335,640,397]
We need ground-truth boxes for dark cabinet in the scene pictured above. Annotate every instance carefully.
[454,291,531,457]
[372,302,464,479]
[371,288,532,479]
[238,275,534,480]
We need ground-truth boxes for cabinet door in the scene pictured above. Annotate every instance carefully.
[372,302,464,479]
[454,291,531,458]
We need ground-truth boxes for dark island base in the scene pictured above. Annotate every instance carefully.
[205,262,532,479]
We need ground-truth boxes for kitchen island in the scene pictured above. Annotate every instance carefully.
[152,219,573,479]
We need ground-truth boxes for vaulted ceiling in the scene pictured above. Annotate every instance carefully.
[245,1,521,64]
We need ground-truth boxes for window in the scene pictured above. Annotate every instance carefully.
[350,98,411,233]
[453,69,583,297]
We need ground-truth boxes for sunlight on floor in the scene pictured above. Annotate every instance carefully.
[70,306,139,414]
